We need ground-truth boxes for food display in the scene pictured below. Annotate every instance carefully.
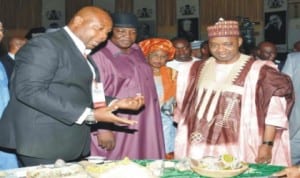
[0,155,251,178]
[189,154,249,178]
[82,158,157,178]
[23,158,158,178]
[26,159,90,178]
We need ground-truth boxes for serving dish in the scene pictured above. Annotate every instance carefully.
[189,157,249,178]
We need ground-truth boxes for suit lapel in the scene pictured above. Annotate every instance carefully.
[60,29,87,63]
[60,29,96,79]
[86,55,100,82]
[60,29,100,83]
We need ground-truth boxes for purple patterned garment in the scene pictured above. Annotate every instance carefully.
[90,40,165,160]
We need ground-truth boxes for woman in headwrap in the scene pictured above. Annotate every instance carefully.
[139,38,177,159]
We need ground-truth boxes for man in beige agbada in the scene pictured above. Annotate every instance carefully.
[174,18,294,166]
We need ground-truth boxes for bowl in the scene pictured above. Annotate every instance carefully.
[189,158,249,178]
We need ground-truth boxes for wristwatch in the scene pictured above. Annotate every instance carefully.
[262,141,274,146]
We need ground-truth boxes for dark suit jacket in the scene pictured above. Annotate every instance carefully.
[0,54,14,81]
[0,29,109,161]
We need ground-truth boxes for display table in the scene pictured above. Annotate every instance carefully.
[136,160,285,178]
[1,159,285,178]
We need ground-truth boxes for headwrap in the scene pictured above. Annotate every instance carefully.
[138,38,176,60]
[111,12,138,29]
[207,18,240,39]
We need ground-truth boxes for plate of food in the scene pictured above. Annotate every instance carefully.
[189,154,249,178]
[82,157,158,178]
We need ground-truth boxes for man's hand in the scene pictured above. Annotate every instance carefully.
[111,95,144,111]
[97,130,115,151]
[93,107,137,125]
[255,144,272,164]
[273,166,300,178]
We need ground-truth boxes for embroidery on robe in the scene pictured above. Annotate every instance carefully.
[215,95,239,133]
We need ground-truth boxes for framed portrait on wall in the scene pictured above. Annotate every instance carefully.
[176,0,199,19]
[177,18,199,42]
[264,11,286,45]
[134,0,156,21]
[264,0,287,12]
[263,0,287,52]
[137,21,156,42]
[134,0,156,42]
[42,0,65,28]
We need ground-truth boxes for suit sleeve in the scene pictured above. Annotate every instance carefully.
[13,37,86,124]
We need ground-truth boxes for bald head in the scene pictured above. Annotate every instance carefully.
[293,41,300,52]
[68,6,112,49]
[9,37,27,54]
[257,41,277,61]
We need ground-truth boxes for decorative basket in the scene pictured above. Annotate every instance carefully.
[189,159,249,178]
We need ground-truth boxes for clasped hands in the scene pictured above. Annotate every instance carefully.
[93,94,144,125]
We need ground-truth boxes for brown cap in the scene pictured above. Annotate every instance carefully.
[207,18,240,39]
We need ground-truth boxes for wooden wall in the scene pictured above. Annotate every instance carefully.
[0,0,299,49]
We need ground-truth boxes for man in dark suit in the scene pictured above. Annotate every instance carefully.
[0,6,144,167]
[0,37,27,81]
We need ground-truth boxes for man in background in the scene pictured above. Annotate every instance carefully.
[255,41,284,70]
[190,40,211,60]
[281,52,300,165]
[0,37,27,80]
[190,40,201,58]
[167,37,199,72]
[293,40,300,52]
[199,40,211,60]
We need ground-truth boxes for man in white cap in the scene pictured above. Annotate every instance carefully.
[174,18,294,166]
[190,40,211,60]
[190,40,202,58]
